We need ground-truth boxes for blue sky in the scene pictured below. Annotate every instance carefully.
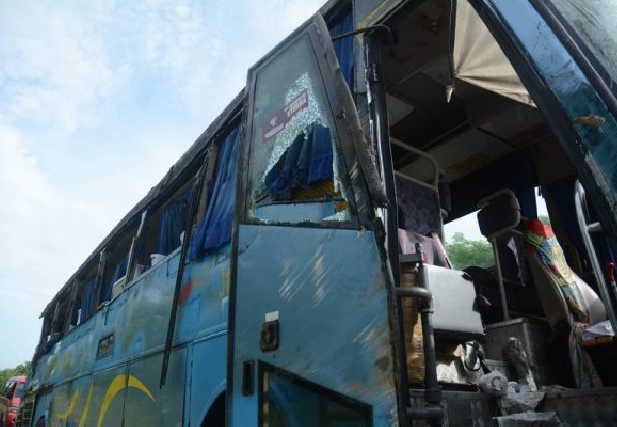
[0,0,325,369]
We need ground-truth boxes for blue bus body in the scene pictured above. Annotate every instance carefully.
[25,0,617,426]
[30,245,231,426]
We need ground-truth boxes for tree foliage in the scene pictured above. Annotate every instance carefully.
[0,361,31,389]
[446,232,495,270]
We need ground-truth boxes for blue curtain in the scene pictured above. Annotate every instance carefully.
[190,127,240,260]
[79,277,97,322]
[329,9,354,86]
[264,123,333,200]
[158,189,192,255]
[99,256,127,303]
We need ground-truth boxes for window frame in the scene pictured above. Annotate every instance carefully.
[238,15,382,231]
[257,361,373,427]
[531,0,617,121]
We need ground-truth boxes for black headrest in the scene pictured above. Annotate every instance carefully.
[477,191,520,238]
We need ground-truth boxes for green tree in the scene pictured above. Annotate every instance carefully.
[446,232,495,270]
[0,361,31,390]
[14,361,31,376]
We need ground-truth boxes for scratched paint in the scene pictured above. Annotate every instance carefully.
[231,225,398,427]
[30,244,229,426]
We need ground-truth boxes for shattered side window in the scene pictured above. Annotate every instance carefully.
[247,34,352,224]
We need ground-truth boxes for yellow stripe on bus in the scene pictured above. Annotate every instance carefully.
[97,374,156,427]
[55,388,80,420]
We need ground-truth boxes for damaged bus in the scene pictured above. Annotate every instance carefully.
[24,0,617,426]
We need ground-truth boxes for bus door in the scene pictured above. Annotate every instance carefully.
[470,0,617,331]
[229,14,400,427]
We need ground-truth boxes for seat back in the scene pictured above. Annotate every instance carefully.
[477,190,521,239]
[525,218,607,328]
[396,175,442,236]
[526,254,572,329]
[426,264,484,338]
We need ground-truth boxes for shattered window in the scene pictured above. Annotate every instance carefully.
[247,34,351,224]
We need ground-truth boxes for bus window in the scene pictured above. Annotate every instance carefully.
[246,35,352,224]
[13,382,25,400]
[99,248,129,305]
[261,367,371,427]
[76,275,97,324]
[156,185,192,257]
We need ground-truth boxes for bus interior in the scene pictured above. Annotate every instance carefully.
[379,0,617,393]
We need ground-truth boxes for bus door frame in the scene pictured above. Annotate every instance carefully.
[227,12,404,427]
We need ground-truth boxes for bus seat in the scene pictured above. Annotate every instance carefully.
[396,175,442,236]
[524,219,608,329]
[398,229,483,338]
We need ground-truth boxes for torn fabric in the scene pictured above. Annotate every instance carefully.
[453,0,535,106]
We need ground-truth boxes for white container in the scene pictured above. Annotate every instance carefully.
[150,254,166,266]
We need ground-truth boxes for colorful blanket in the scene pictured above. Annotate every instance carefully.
[525,218,602,388]
[525,218,589,324]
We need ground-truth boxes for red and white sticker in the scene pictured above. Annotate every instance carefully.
[262,89,308,141]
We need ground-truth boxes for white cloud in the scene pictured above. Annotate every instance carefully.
[0,2,125,133]
[243,0,323,38]
[0,124,96,298]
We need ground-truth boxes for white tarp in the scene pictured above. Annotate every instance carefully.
[453,0,535,106]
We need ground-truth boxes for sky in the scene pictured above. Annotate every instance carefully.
[0,0,550,370]
[0,0,326,369]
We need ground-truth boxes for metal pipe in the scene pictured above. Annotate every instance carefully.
[126,209,148,283]
[390,138,440,188]
[331,24,393,42]
[407,405,444,421]
[160,159,208,388]
[395,287,432,301]
[417,262,442,426]
[492,237,510,321]
[574,181,617,333]
[365,34,413,427]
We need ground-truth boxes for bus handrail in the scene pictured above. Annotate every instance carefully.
[390,138,440,189]
[574,181,617,333]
